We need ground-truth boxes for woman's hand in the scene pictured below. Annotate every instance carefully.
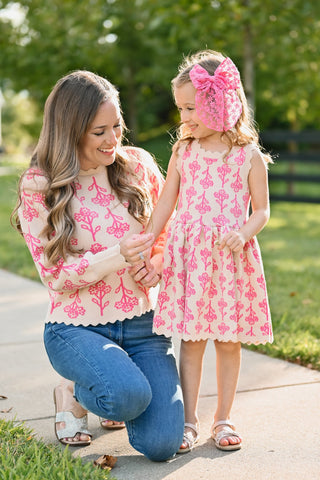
[120,233,154,266]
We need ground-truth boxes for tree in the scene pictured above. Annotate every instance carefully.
[1,0,320,147]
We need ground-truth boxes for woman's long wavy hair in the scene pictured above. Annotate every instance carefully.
[172,50,272,163]
[12,70,152,265]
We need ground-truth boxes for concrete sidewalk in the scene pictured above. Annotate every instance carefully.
[0,268,319,479]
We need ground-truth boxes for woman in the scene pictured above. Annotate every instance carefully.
[12,70,184,461]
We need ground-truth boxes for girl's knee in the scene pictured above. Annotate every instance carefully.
[215,340,241,354]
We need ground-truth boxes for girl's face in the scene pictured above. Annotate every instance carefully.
[78,99,122,171]
[174,82,217,139]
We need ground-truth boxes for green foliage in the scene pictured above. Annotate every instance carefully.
[0,418,115,479]
[1,0,320,151]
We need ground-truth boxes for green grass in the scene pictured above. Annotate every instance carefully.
[0,419,115,479]
[0,173,40,280]
[1,169,320,371]
[247,201,320,369]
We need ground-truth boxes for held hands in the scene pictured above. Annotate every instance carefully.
[218,230,246,252]
[120,233,160,288]
[120,233,154,266]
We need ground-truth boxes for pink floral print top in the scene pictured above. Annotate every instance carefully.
[153,140,273,345]
[18,147,165,326]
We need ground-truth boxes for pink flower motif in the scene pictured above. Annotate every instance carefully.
[105,209,130,238]
[204,156,218,165]
[186,275,196,297]
[198,272,210,293]
[234,147,246,165]
[230,195,242,218]
[258,298,269,316]
[214,189,229,212]
[196,297,205,318]
[260,322,271,336]
[168,308,176,321]
[217,164,231,187]
[200,248,212,269]
[186,186,197,208]
[231,169,243,193]
[187,249,197,272]
[195,191,211,214]
[162,267,174,289]
[89,177,115,206]
[212,214,230,227]
[157,291,170,314]
[245,281,257,301]
[153,314,165,328]
[189,160,201,183]
[177,270,187,287]
[74,207,100,241]
[245,304,259,325]
[63,290,86,318]
[89,243,108,254]
[200,166,213,189]
[218,322,230,335]
[195,322,203,334]
[89,280,111,315]
[114,276,138,312]
[75,259,89,276]
[257,275,267,292]
[204,302,217,323]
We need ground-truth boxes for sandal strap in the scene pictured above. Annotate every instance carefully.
[184,422,199,436]
[212,419,235,431]
[181,423,200,449]
[55,411,91,440]
[213,426,241,444]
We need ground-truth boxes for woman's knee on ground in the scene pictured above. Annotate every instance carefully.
[133,433,182,462]
[95,375,152,421]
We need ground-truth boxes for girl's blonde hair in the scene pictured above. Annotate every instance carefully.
[12,70,152,265]
[172,50,271,162]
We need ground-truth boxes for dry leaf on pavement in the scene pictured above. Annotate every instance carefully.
[93,454,117,471]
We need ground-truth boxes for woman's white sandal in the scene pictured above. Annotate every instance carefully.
[211,420,242,451]
[177,422,200,454]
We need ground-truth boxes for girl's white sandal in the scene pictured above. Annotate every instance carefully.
[211,420,242,451]
[177,422,200,454]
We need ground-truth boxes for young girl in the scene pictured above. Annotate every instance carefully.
[142,50,273,453]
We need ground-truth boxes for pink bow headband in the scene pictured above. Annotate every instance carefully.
[189,57,242,132]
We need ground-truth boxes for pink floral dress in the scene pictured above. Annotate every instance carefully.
[153,140,273,345]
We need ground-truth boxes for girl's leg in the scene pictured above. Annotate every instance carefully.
[123,313,184,461]
[179,339,207,450]
[213,340,242,447]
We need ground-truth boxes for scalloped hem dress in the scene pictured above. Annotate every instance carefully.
[153,139,273,345]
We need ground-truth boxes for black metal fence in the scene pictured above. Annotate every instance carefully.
[260,130,320,203]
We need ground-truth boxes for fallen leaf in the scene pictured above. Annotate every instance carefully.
[302,298,312,305]
[93,454,117,471]
[0,395,8,400]
[289,291,297,297]
[0,406,13,413]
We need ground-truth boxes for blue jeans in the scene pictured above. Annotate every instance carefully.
[44,311,184,461]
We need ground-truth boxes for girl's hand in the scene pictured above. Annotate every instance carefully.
[218,230,246,252]
[120,233,154,266]
[128,262,161,288]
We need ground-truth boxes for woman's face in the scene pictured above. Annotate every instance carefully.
[78,99,122,171]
